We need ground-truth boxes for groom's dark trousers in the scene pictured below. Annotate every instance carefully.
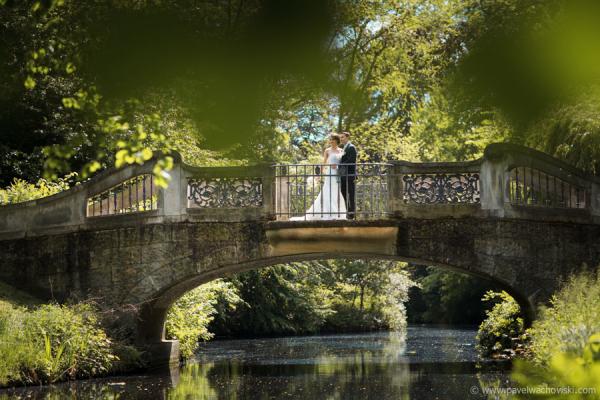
[341,176,356,219]
[340,142,357,219]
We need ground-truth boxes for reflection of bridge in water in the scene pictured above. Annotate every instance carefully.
[1,143,599,365]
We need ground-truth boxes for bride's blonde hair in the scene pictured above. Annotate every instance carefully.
[329,134,341,145]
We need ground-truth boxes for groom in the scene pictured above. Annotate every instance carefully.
[339,132,357,219]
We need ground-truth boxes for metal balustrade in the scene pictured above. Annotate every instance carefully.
[402,172,480,204]
[509,167,587,209]
[273,163,391,220]
[187,177,263,208]
[87,174,157,217]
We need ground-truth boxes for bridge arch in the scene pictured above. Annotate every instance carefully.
[138,248,538,360]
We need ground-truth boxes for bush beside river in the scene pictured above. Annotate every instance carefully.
[477,269,600,396]
[0,283,141,388]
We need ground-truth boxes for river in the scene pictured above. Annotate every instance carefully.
[0,325,511,399]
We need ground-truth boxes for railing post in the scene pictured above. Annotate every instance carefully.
[388,162,404,218]
[261,164,276,220]
[591,183,600,217]
[160,162,186,217]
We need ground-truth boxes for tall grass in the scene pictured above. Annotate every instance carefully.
[0,301,129,387]
[528,269,600,364]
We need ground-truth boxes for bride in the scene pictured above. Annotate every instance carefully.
[291,134,347,220]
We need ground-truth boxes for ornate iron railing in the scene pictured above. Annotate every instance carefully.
[508,167,587,209]
[187,177,263,208]
[402,172,480,205]
[87,174,157,217]
[273,163,391,220]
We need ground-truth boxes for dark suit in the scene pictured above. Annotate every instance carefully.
[340,142,357,219]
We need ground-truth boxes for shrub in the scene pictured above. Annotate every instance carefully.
[0,302,121,386]
[0,173,75,205]
[476,290,524,358]
[506,270,600,397]
[512,335,600,399]
[0,301,28,386]
[165,280,242,360]
[527,269,600,365]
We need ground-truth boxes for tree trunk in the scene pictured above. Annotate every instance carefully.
[359,285,365,311]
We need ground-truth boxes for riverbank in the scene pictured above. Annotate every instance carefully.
[0,326,509,399]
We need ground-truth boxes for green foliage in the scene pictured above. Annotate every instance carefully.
[512,339,600,399]
[322,260,415,332]
[407,266,500,325]
[476,290,524,358]
[0,301,125,386]
[210,264,335,337]
[0,0,488,185]
[381,271,414,332]
[209,261,416,338]
[186,259,407,347]
[411,91,511,162]
[0,173,75,205]
[165,280,242,360]
[524,93,600,175]
[500,270,600,398]
[527,270,600,365]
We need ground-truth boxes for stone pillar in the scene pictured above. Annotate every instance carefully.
[479,158,508,217]
[137,304,181,366]
[260,164,276,220]
[144,341,180,368]
[590,182,600,217]
[160,163,186,217]
[387,162,405,218]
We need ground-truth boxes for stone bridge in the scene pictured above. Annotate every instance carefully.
[1,143,600,365]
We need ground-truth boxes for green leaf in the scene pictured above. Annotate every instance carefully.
[62,97,80,109]
[115,150,129,168]
[141,148,153,161]
[24,76,36,90]
[88,161,101,173]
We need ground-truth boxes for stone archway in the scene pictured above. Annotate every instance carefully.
[135,217,584,364]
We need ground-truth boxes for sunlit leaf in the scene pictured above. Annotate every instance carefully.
[24,76,36,90]
[140,148,153,161]
[115,149,129,168]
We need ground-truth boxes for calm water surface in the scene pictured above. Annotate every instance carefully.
[0,325,511,399]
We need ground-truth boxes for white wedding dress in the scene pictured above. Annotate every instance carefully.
[291,150,347,220]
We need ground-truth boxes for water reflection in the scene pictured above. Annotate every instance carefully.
[0,326,511,399]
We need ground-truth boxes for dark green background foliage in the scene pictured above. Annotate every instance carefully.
[208,260,415,339]
[406,266,503,325]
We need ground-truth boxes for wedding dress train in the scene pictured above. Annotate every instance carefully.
[290,150,347,221]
